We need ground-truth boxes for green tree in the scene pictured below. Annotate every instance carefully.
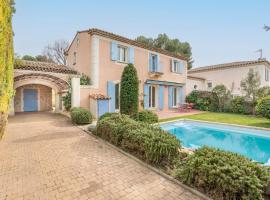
[212,84,232,112]
[0,0,14,138]
[240,69,261,113]
[135,33,193,69]
[22,55,36,61]
[35,55,54,63]
[120,64,139,117]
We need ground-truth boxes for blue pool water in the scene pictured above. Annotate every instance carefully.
[161,120,270,164]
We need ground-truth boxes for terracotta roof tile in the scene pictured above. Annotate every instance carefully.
[188,60,270,73]
[15,60,79,75]
[66,28,187,61]
[89,93,111,100]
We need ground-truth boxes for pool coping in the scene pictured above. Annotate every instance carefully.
[158,118,270,132]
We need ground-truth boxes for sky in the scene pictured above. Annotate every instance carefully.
[13,0,270,67]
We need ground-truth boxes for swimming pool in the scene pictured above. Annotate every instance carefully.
[160,120,270,164]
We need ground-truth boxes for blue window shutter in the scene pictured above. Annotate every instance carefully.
[157,54,160,72]
[178,86,185,103]
[148,54,152,72]
[129,47,134,64]
[144,84,149,109]
[158,86,164,110]
[170,59,173,72]
[179,61,184,74]
[107,81,115,112]
[111,41,118,61]
[168,86,173,108]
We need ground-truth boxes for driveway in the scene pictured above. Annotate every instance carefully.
[0,112,202,200]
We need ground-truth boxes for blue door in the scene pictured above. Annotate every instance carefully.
[98,100,109,117]
[23,89,38,112]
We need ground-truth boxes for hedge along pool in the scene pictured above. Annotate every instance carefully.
[160,120,270,164]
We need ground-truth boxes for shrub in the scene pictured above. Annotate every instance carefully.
[137,110,158,124]
[212,84,232,112]
[186,90,219,111]
[95,114,181,166]
[120,64,139,116]
[95,114,136,146]
[230,96,245,114]
[98,112,118,121]
[121,125,180,165]
[256,96,270,119]
[70,107,93,125]
[230,96,253,114]
[173,147,270,200]
[257,86,270,99]
[80,74,91,85]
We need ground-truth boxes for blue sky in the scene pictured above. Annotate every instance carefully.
[13,0,270,67]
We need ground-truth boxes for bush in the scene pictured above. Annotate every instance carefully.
[230,96,253,114]
[98,112,118,121]
[173,147,270,200]
[137,110,158,124]
[80,74,91,85]
[256,96,270,119]
[120,64,139,116]
[95,114,181,166]
[186,90,219,111]
[63,91,71,111]
[212,84,232,112]
[70,107,93,125]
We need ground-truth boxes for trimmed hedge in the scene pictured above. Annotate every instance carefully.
[256,96,270,119]
[173,147,270,200]
[95,114,181,166]
[70,107,93,125]
[137,110,158,124]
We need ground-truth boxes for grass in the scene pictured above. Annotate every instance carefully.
[159,112,270,129]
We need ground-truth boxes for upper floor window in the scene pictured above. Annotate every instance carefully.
[118,45,128,63]
[149,53,158,72]
[171,60,184,74]
[73,52,76,65]
[207,81,212,90]
[265,67,269,82]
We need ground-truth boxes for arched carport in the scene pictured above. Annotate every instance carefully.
[10,60,80,115]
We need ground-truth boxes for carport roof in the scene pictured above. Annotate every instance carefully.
[15,60,79,75]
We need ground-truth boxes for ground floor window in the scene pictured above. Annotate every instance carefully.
[149,85,156,108]
[172,87,178,107]
[115,83,120,110]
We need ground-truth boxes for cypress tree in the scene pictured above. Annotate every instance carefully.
[120,64,139,116]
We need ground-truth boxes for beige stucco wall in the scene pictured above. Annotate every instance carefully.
[14,84,52,112]
[188,64,270,95]
[186,78,205,94]
[66,32,91,76]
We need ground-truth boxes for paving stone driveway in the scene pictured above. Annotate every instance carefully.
[0,112,202,200]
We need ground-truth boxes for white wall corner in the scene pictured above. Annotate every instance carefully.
[71,77,80,107]
[90,35,99,88]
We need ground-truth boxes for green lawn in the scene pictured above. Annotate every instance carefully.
[159,112,270,129]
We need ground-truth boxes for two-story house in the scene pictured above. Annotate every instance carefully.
[186,60,270,95]
[65,29,188,118]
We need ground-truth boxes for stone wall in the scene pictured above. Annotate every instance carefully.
[14,84,52,112]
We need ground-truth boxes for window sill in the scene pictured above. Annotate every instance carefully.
[148,71,163,77]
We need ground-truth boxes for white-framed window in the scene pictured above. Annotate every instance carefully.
[73,52,76,65]
[150,53,158,72]
[265,67,269,82]
[172,60,179,73]
[115,83,120,111]
[172,87,178,107]
[149,85,157,108]
[118,45,128,63]
[207,81,212,90]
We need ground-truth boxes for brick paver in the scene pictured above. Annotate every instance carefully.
[0,112,203,200]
